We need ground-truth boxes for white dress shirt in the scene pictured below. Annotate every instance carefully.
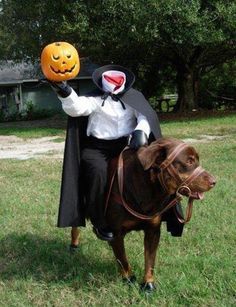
[59,89,151,140]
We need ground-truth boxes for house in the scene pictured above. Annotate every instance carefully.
[0,59,98,117]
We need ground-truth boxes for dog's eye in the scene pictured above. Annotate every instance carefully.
[186,156,195,165]
[180,164,188,172]
[173,161,187,173]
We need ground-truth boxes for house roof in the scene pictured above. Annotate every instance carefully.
[0,58,99,85]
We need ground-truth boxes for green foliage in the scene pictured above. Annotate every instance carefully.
[1,1,235,63]
[0,100,57,123]
[0,0,235,110]
[149,0,236,45]
[199,60,236,109]
[0,0,89,61]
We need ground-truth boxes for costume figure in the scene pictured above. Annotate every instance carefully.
[49,64,183,241]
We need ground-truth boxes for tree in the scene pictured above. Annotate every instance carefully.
[81,0,236,111]
[146,0,236,111]
[1,0,236,111]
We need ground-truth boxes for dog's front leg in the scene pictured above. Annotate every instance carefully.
[142,226,161,291]
[109,234,135,283]
[70,227,80,251]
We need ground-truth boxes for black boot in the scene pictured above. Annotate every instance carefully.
[162,204,184,237]
[93,226,114,241]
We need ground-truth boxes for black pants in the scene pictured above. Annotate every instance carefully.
[81,136,128,228]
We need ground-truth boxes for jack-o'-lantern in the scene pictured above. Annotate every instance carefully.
[41,42,80,82]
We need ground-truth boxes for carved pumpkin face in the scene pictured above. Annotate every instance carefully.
[41,42,80,82]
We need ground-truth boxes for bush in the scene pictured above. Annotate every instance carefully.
[199,60,236,110]
[0,100,57,122]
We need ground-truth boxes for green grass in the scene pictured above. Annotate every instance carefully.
[0,127,65,139]
[161,113,236,139]
[0,114,236,306]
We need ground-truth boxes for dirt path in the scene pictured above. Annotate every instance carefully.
[0,135,64,160]
[1,113,235,160]
[0,133,231,160]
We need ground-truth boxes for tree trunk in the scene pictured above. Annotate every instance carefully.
[141,64,160,99]
[174,68,195,112]
[194,78,199,109]
[193,69,201,109]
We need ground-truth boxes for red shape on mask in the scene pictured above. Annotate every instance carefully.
[104,74,124,91]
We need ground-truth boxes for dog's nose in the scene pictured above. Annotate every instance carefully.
[209,177,216,187]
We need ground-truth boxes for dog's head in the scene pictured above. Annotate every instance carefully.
[137,138,216,198]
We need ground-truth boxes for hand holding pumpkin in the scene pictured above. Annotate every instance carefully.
[47,80,72,98]
[41,42,80,82]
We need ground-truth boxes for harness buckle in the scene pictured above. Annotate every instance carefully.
[176,185,191,198]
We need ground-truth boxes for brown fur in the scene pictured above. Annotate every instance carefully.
[71,138,216,284]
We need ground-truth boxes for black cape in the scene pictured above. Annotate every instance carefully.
[57,87,162,227]
[57,63,183,236]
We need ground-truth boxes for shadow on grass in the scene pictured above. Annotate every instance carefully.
[0,232,116,286]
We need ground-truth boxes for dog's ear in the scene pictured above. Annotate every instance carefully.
[137,142,167,170]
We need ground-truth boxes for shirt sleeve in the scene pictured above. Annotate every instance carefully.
[134,111,151,137]
[58,89,98,117]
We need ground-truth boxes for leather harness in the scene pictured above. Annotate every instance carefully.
[106,143,205,224]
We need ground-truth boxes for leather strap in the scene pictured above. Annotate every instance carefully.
[159,143,188,170]
[116,147,182,220]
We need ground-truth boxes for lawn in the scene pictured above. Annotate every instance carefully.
[0,113,235,306]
